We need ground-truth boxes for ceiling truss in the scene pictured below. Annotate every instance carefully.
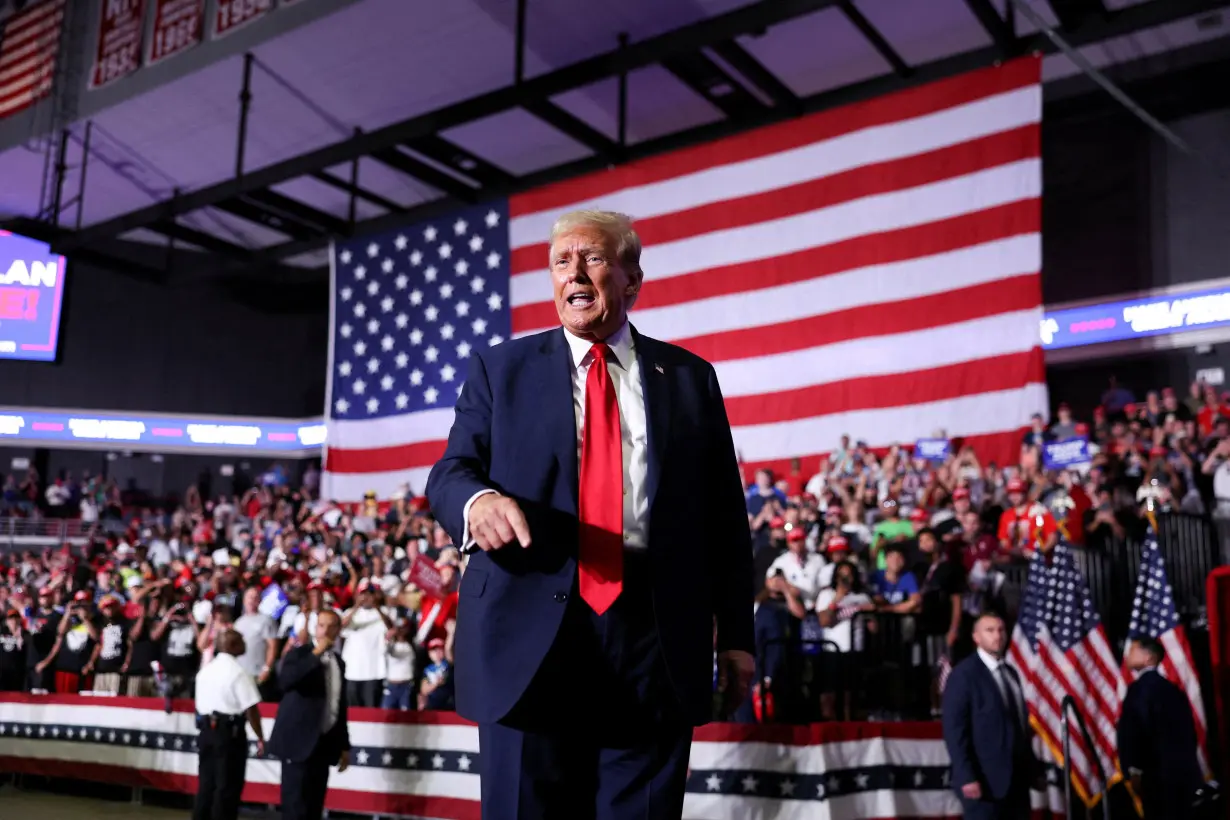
[12,0,1230,277]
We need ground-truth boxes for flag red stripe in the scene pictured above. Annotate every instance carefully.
[725,348,1043,427]
[326,436,447,475]
[511,199,1041,332]
[508,57,1040,218]
[1162,634,1209,757]
[1039,644,1118,769]
[680,273,1041,365]
[510,124,1040,276]
[1064,642,1123,742]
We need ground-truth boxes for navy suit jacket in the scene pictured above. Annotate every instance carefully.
[426,325,753,727]
[942,654,1037,801]
[268,645,351,764]
[1117,669,1204,810]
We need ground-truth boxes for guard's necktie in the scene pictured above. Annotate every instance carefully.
[998,664,1025,732]
[578,342,623,615]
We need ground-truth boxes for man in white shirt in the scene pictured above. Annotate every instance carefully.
[427,210,753,820]
[765,528,824,609]
[339,579,393,707]
[193,630,265,820]
[232,587,277,696]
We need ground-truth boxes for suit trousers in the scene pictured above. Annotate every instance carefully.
[194,724,248,820]
[280,742,334,820]
[478,552,694,820]
[959,786,1031,820]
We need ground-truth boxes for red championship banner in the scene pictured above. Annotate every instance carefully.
[213,0,272,38]
[148,0,202,65]
[90,0,146,89]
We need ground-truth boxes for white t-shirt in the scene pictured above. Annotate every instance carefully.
[386,640,415,682]
[1214,460,1230,501]
[341,607,389,681]
[233,612,276,677]
[815,589,871,653]
[765,551,825,608]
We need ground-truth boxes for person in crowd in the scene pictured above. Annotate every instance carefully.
[745,572,806,723]
[26,587,61,692]
[49,591,99,693]
[193,629,265,820]
[942,612,1041,820]
[997,478,1058,556]
[268,610,351,820]
[418,637,454,711]
[425,209,753,820]
[0,610,27,691]
[152,593,202,698]
[89,595,132,694]
[125,594,160,697]
[382,618,416,711]
[764,526,824,610]
[871,544,921,613]
[871,498,912,570]
[340,578,394,707]
[233,585,278,698]
[815,560,874,720]
[1118,636,1206,819]
[1050,403,1078,440]
[915,527,966,713]
[412,553,458,652]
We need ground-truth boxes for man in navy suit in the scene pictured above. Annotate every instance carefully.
[268,610,351,820]
[427,209,754,819]
[1117,636,1205,819]
[942,612,1040,820]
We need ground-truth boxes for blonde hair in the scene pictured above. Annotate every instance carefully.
[548,210,643,276]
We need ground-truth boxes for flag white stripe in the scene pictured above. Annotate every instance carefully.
[324,466,435,501]
[328,406,457,450]
[508,85,1042,249]
[1065,641,1121,748]
[688,737,950,772]
[510,161,1041,307]
[683,789,960,820]
[517,234,1040,340]
[0,79,49,115]
[715,309,1040,397]
[1160,631,1208,726]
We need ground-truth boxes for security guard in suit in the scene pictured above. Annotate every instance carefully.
[194,628,266,820]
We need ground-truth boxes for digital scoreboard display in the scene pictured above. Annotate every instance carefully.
[0,230,66,362]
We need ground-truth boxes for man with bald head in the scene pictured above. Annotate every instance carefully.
[194,627,266,820]
[428,210,754,819]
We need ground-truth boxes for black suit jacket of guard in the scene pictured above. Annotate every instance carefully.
[268,644,351,764]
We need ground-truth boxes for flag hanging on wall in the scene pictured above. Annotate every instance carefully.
[323,58,1045,501]
[0,0,64,120]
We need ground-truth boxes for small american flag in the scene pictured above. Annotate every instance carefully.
[322,59,1044,500]
[1125,532,1211,777]
[1036,543,1126,806]
[0,0,63,120]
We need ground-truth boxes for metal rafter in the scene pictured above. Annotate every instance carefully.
[522,99,620,157]
[710,41,801,112]
[58,0,851,249]
[311,170,406,214]
[369,147,478,201]
[961,0,1019,55]
[213,197,322,241]
[242,0,1230,267]
[244,189,350,235]
[839,1,912,77]
[662,50,769,119]
[148,220,252,260]
[404,135,516,189]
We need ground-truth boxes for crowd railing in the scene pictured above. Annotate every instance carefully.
[0,516,89,550]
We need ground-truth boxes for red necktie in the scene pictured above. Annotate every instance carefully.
[578,342,623,615]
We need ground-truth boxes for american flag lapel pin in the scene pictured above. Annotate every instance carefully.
[654,364,664,375]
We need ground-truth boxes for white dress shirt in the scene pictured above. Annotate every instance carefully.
[321,651,342,733]
[463,321,651,550]
[194,653,261,717]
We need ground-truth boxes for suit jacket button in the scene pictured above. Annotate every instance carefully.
[553,592,568,603]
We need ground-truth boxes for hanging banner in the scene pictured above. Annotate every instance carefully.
[148,0,203,65]
[90,0,146,89]
[213,0,272,38]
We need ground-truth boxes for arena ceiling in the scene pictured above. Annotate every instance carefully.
[2,0,1230,281]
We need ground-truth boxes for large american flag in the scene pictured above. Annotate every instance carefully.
[1125,532,1210,777]
[323,58,1045,500]
[0,0,63,120]
[1036,544,1126,806]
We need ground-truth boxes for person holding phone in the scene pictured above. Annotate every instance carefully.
[152,595,202,698]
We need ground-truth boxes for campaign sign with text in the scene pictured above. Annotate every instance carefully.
[90,0,146,88]
[1041,285,1230,350]
[213,0,272,38]
[0,231,65,362]
[1043,437,1091,470]
[406,555,446,599]
[149,0,204,64]
[914,438,951,463]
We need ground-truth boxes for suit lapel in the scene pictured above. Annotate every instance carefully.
[538,329,579,515]
[632,325,671,511]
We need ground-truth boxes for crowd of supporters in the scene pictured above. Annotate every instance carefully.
[0,375,1224,723]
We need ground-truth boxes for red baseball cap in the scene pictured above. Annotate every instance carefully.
[1007,478,1026,494]
[826,535,850,553]
[952,487,970,501]
[768,517,785,529]
[786,528,806,543]
[72,590,90,603]
[908,507,929,523]
[427,638,445,650]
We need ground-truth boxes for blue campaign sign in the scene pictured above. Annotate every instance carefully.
[1040,286,1230,350]
[0,231,67,362]
[914,438,951,463]
[1043,437,1091,469]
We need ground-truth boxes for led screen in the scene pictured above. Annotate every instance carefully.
[1041,285,1230,350]
[0,230,66,362]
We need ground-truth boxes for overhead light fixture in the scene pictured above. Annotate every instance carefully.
[455,157,478,171]
[708,82,734,97]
